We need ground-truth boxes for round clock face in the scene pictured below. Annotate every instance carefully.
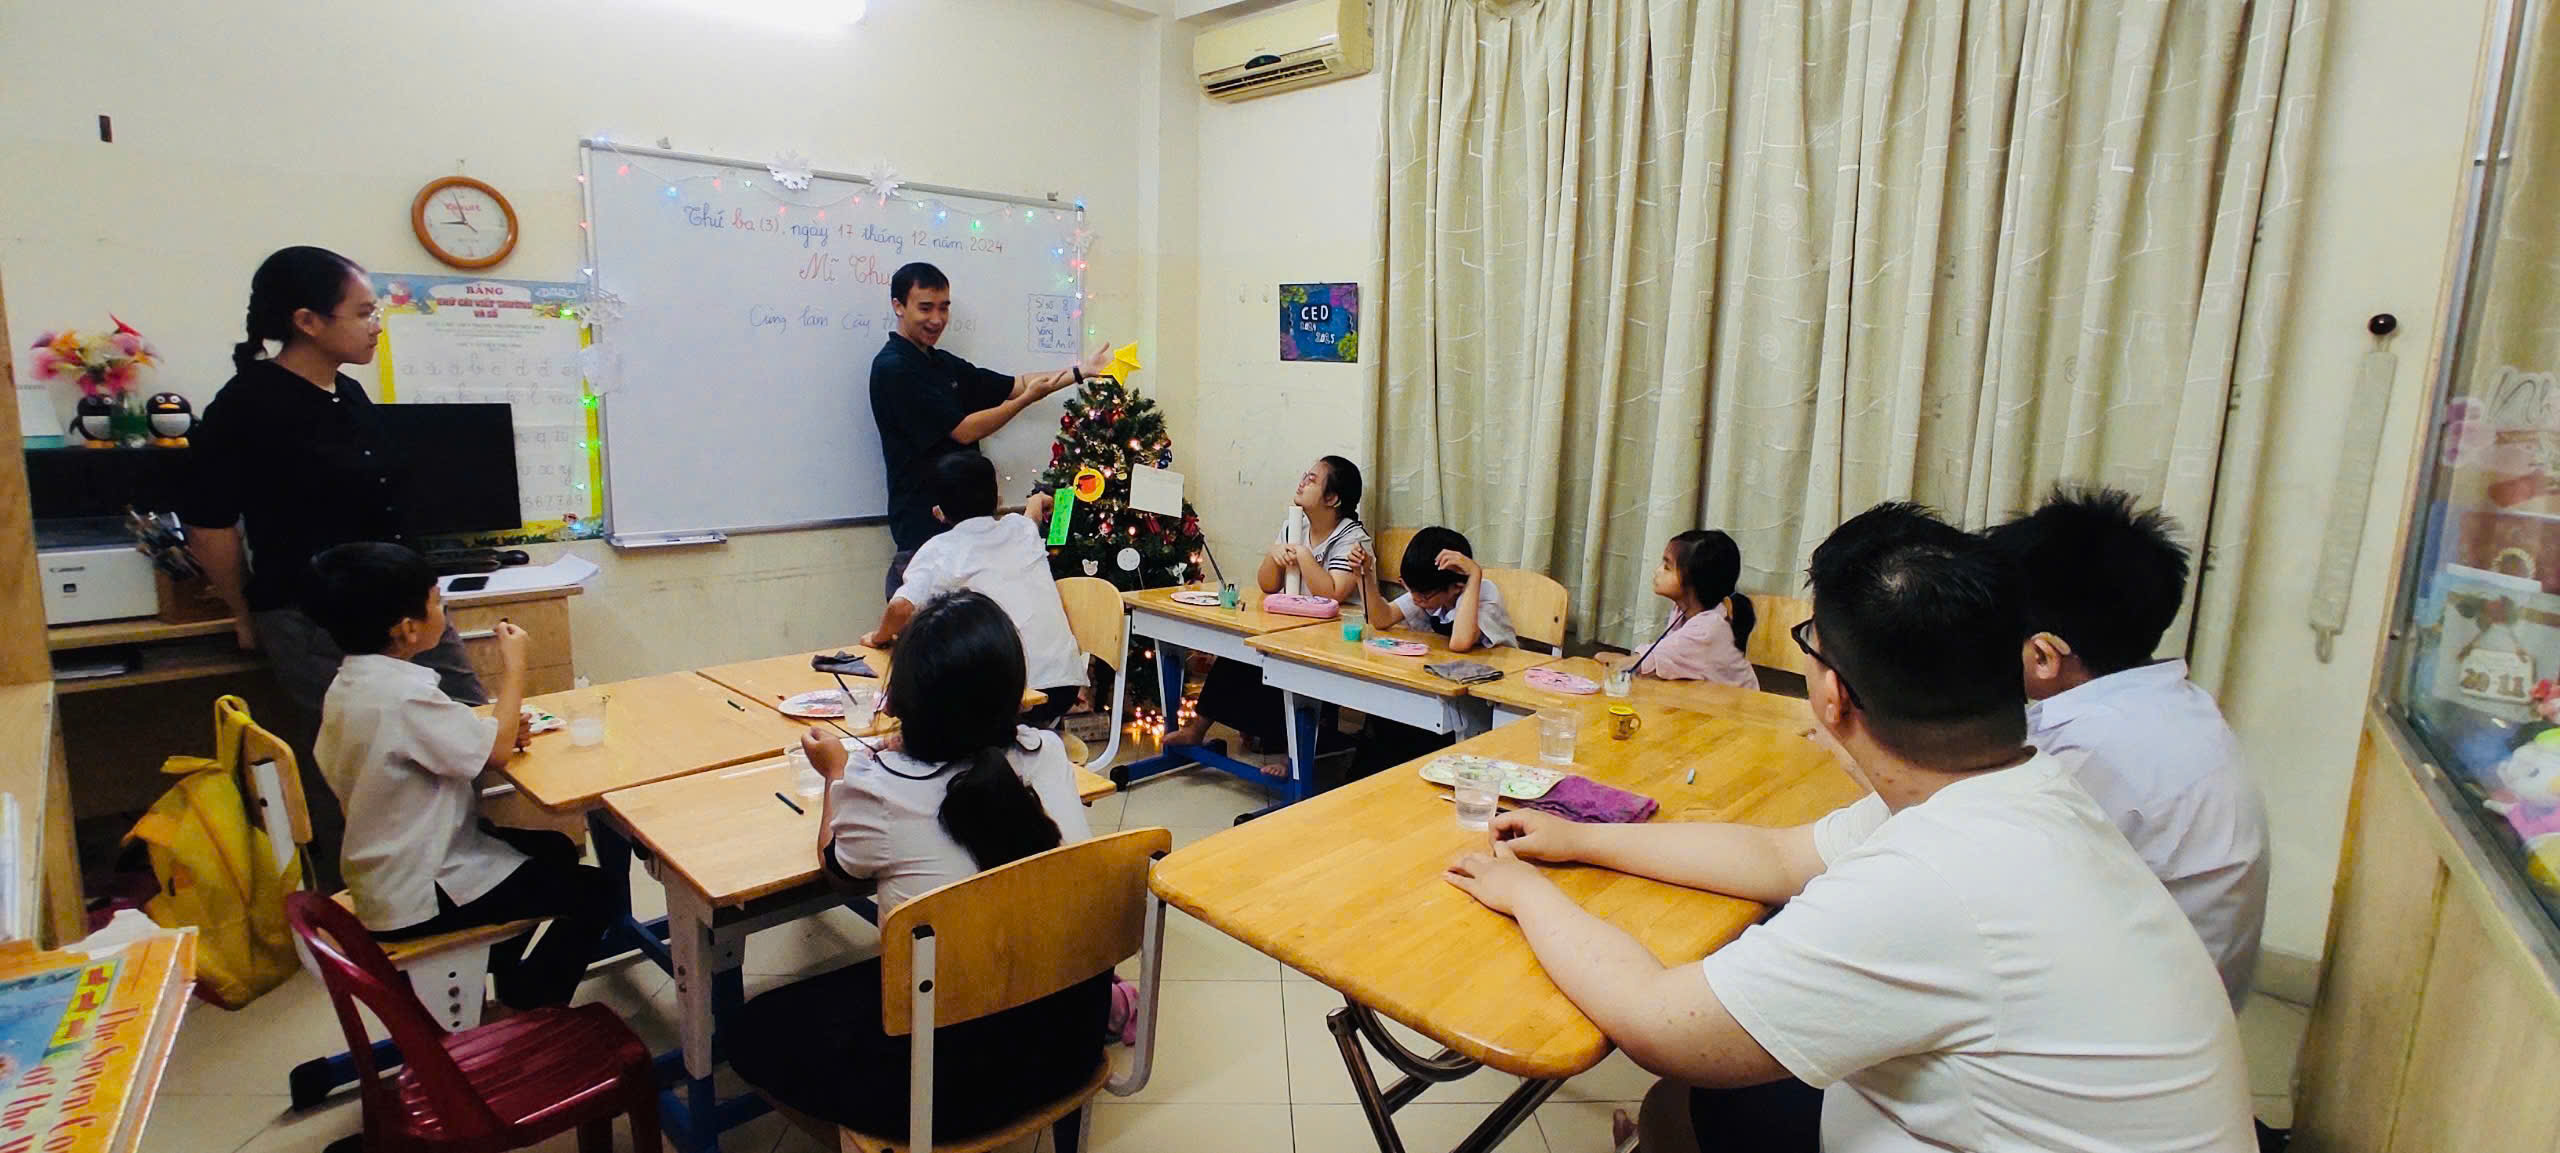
[417,180,515,266]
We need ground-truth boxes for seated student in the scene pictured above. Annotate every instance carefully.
[1351,526,1517,652]
[863,452,1087,729]
[308,542,611,1011]
[1622,529,1759,689]
[1986,487,2271,1010]
[1444,503,2254,1153]
[1164,455,1371,756]
[730,591,1107,1140]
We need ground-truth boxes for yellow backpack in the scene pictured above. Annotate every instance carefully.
[125,695,305,1008]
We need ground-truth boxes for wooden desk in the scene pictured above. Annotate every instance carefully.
[1112,589,1328,803]
[1470,656,1815,734]
[695,644,1045,718]
[604,750,1118,1145]
[497,672,806,813]
[1244,624,1556,736]
[1147,706,1864,1148]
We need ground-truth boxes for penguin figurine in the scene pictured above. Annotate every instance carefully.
[146,392,195,446]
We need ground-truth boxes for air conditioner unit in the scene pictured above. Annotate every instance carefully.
[1195,0,1373,102]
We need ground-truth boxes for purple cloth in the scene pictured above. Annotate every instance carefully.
[1520,776,1658,824]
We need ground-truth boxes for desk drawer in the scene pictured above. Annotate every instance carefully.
[448,599,574,695]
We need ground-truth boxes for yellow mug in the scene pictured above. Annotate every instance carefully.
[1607,703,1642,741]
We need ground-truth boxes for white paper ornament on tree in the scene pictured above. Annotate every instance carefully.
[1116,547,1141,572]
[1082,559,1100,577]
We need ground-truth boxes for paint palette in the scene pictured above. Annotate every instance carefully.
[1420,755,1566,800]
[1170,590,1226,606]
[1368,638,1429,657]
[1524,668,1599,695]
[780,689,859,720]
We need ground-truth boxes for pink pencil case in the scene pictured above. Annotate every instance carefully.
[1263,593,1340,619]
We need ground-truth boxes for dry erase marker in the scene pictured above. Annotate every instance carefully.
[774,792,804,814]
[727,699,747,712]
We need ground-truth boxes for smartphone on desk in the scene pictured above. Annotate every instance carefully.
[447,574,492,593]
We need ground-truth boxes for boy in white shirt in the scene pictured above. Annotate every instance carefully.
[309,543,611,1010]
[1444,503,2254,1153]
[864,452,1087,728]
[1352,525,1518,651]
[1985,487,2271,1010]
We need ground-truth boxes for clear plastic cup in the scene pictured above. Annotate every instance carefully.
[785,745,825,798]
[1451,760,1502,830]
[1603,662,1634,698]
[567,692,608,747]
[1340,598,1366,643]
[1537,707,1578,767]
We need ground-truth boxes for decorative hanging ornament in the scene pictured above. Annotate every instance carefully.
[572,286,628,327]
[767,150,815,192]
[1117,547,1142,572]
[1082,559,1100,577]
[861,160,904,204]
[1072,467,1106,501]
[578,343,627,395]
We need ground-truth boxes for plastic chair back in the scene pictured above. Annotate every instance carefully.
[286,891,503,1142]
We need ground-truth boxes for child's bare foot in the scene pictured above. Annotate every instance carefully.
[1257,757,1290,779]
[1163,719,1213,747]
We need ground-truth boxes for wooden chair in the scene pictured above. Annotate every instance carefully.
[839,826,1173,1153]
[1743,593,1815,679]
[1485,568,1569,655]
[239,700,547,1108]
[1054,577,1129,772]
[1372,526,1420,587]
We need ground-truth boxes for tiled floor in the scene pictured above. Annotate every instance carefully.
[144,769,2313,1153]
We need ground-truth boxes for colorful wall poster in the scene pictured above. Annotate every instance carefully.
[1280,283,1359,363]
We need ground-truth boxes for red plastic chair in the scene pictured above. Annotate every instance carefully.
[286,892,662,1153]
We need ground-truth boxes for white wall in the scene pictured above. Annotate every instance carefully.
[0,0,1154,681]
[1165,0,2500,965]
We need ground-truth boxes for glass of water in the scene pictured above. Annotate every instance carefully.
[1603,660,1635,698]
[785,744,826,798]
[1451,760,1502,830]
[1537,707,1579,767]
[567,691,608,747]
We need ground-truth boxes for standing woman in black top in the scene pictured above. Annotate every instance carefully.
[184,247,486,878]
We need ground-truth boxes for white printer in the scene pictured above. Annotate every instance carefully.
[35,520,158,625]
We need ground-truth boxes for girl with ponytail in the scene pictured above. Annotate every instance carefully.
[182,246,484,891]
[1621,529,1761,689]
[731,589,1109,1138]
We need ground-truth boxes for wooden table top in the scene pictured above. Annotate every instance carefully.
[696,645,1045,717]
[1149,704,1867,1080]
[1469,657,1817,733]
[496,672,807,812]
[1122,587,1333,637]
[1244,625,1559,700]
[607,751,1120,907]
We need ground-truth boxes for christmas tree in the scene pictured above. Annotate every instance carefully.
[1034,370,1207,591]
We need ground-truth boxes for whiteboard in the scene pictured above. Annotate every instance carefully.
[582,142,1088,542]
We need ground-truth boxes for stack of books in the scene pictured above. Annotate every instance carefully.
[0,927,197,1153]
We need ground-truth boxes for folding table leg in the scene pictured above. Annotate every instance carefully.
[1325,998,1561,1153]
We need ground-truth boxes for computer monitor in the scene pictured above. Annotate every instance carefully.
[372,403,523,537]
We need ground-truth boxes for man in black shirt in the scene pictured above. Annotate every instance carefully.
[869,262,1113,598]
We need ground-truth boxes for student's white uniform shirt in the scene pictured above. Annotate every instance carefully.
[2028,659,2270,1009]
[318,654,524,931]
[825,727,1093,912]
[1276,508,1371,598]
[1700,752,2255,1153]
[1391,579,1519,649]
[896,514,1090,692]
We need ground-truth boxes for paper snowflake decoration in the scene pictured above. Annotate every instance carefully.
[768,151,814,192]
[578,342,627,395]
[570,286,627,327]
[1071,226,1098,259]
[861,160,903,204]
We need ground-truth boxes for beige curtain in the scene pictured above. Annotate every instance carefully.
[1376,0,2326,685]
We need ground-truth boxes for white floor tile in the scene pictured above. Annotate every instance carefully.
[233,1098,362,1153]
[573,962,681,1056]
[138,1093,286,1153]
[1088,1102,1293,1153]
[1107,981,1290,1104]
[162,973,351,1097]
[1116,905,1281,982]
[1083,789,1131,832]
[1119,769,1278,827]
[745,905,882,977]
[1553,1050,1659,1104]
[1281,981,1525,1106]
[1294,1102,1550,1153]
[1535,1098,1642,1153]
[2238,994,2309,1098]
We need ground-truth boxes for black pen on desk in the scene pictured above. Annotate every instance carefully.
[774,792,804,815]
[727,699,747,712]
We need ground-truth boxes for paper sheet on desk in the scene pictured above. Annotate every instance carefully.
[441,554,599,595]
